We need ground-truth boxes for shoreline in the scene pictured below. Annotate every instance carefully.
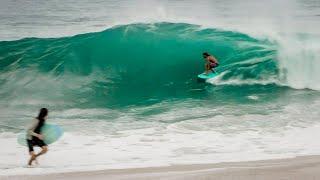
[4,155,320,180]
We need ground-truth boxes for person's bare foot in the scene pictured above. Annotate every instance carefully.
[28,155,37,166]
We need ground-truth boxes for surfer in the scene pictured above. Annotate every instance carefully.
[203,52,219,74]
[26,108,49,166]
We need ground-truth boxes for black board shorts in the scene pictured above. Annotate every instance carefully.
[27,137,47,152]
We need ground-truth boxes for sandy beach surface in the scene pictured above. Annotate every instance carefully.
[2,155,320,180]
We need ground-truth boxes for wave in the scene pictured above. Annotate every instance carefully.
[0,23,279,107]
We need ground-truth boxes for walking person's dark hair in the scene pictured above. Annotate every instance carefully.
[35,108,48,132]
[37,108,48,121]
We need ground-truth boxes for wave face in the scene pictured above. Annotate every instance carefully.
[0,23,277,107]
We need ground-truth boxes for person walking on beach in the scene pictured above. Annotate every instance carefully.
[26,108,49,166]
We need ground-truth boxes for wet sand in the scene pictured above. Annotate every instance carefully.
[3,155,320,180]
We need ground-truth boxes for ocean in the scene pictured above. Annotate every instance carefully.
[1,0,320,175]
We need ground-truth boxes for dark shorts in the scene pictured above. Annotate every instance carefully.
[210,63,219,68]
[27,137,47,152]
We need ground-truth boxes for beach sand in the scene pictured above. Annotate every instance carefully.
[3,155,320,180]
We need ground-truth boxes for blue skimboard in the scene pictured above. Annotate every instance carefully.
[197,72,219,80]
[17,124,63,146]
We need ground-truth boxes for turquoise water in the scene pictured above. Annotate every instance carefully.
[0,0,320,175]
[0,23,277,108]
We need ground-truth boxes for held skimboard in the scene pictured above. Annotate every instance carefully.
[17,124,63,146]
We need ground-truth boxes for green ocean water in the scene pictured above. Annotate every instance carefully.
[0,23,279,109]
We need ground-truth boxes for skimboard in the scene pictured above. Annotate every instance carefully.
[17,124,63,146]
[197,72,219,80]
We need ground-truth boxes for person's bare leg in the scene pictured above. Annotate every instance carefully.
[35,146,48,158]
[28,151,36,166]
[205,64,210,74]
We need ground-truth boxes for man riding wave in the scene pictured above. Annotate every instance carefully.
[203,52,219,74]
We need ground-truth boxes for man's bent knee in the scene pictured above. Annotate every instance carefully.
[42,146,48,153]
